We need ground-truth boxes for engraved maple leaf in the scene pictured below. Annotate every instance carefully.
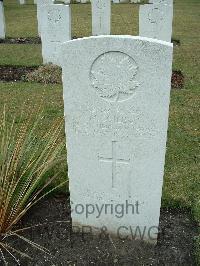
[91,54,139,100]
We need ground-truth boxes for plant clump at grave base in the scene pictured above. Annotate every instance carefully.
[24,64,62,84]
[0,108,67,264]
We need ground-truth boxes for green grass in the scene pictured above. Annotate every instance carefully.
[1,1,139,65]
[0,82,63,121]
[0,44,42,66]
[0,0,200,262]
[4,0,38,37]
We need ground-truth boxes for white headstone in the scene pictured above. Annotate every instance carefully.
[113,0,130,3]
[92,0,111,36]
[37,0,54,36]
[139,2,173,42]
[34,0,37,4]
[19,0,26,4]
[149,0,173,4]
[131,0,141,3]
[0,1,5,39]
[61,36,173,242]
[41,4,71,65]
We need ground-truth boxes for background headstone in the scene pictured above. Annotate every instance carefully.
[139,2,173,42]
[37,0,54,36]
[41,4,71,65]
[131,0,141,3]
[0,0,5,39]
[19,0,26,4]
[61,36,173,241]
[92,0,111,35]
[149,0,173,4]
[113,0,129,4]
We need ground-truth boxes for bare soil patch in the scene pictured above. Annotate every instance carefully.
[0,66,37,82]
[0,65,185,89]
[0,196,197,265]
[0,37,41,44]
[172,70,185,89]
[172,38,181,46]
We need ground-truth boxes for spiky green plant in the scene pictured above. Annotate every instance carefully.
[0,107,67,263]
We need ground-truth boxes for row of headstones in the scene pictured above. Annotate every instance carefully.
[18,0,142,4]
[38,0,173,66]
[0,0,173,42]
[0,0,141,39]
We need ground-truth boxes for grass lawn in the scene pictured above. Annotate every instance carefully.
[0,0,200,262]
[2,0,139,65]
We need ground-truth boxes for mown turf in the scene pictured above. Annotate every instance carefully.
[0,0,200,262]
[0,44,42,66]
[4,0,38,38]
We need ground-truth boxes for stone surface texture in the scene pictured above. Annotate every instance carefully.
[61,36,173,241]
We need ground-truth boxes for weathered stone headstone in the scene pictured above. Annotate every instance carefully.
[92,0,111,35]
[41,4,71,65]
[0,0,5,39]
[37,0,53,36]
[61,36,173,242]
[139,2,173,42]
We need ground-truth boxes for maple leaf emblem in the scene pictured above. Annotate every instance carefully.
[90,52,140,102]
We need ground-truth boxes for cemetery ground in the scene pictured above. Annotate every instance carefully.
[0,0,199,265]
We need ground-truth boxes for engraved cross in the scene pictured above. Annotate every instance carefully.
[98,141,130,188]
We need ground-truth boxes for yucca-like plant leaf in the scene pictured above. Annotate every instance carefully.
[0,107,67,234]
